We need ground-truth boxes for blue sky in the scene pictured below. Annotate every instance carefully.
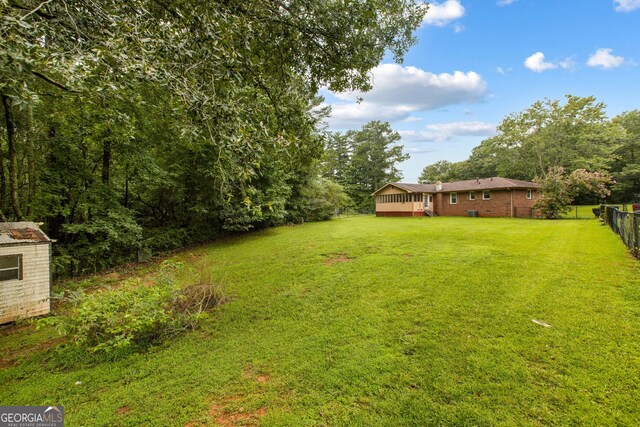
[320,0,640,182]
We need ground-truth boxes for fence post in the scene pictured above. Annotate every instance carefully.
[635,213,640,254]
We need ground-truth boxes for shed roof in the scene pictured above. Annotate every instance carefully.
[0,222,52,245]
[372,177,540,195]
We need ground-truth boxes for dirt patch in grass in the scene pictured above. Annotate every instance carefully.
[0,336,65,369]
[323,253,353,265]
[0,324,31,336]
[256,375,269,383]
[209,402,267,427]
[182,396,267,427]
[242,367,270,384]
[116,406,131,415]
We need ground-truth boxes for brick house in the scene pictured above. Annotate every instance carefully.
[372,177,541,218]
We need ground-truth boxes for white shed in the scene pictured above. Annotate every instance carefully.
[0,222,52,324]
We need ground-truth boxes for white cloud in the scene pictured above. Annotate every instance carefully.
[614,0,640,12]
[324,64,487,128]
[399,121,496,143]
[497,0,516,5]
[587,48,627,69]
[423,0,465,26]
[403,116,424,123]
[453,23,465,33]
[559,57,577,71]
[524,52,557,72]
[496,66,514,75]
[404,145,437,155]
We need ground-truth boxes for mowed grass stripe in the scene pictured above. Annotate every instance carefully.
[1,216,639,426]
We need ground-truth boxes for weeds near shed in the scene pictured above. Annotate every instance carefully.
[168,273,226,332]
[39,272,225,355]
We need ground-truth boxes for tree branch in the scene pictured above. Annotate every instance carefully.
[8,0,56,20]
[30,70,79,92]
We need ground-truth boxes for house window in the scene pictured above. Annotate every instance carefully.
[527,189,533,199]
[469,191,476,201]
[482,190,491,200]
[450,192,458,204]
[0,254,22,281]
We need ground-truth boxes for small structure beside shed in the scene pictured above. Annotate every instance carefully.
[0,222,52,324]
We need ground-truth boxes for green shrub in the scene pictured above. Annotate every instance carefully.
[41,274,224,354]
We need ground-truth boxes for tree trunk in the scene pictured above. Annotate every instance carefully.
[0,115,6,213]
[25,105,36,217]
[102,139,111,184]
[124,164,129,208]
[1,95,23,220]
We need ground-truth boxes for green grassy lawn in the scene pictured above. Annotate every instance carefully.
[559,204,636,219]
[2,216,640,426]
[560,205,599,219]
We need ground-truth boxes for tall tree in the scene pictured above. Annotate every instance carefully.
[321,132,352,185]
[1,0,427,275]
[418,160,472,183]
[467,96,622,180]
[343,121,409,212]
[611,110,640,201]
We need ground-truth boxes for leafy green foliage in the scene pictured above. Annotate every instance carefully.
[292,178,351,222]
[611,110,640,201]
[322,121,409,212]
[1,1,425,275]
[41,273,224,353]
[535,167,612,218]
[418,160,472,183]
[419,95,625,188]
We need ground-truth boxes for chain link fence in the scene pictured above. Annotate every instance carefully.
[604,206,640,258]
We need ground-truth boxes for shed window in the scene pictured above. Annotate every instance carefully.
[526,189,533,199]
[450,192,458,204]
[0,254,22,281]
[482,190,491,200]
[469,191,476,200]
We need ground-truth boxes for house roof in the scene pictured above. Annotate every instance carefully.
[374,182,436,194]
[372,177,540,195]
[0,222,52,245]
[439,177,541,192]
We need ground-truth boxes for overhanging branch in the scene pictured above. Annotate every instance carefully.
[31,70,79,92]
